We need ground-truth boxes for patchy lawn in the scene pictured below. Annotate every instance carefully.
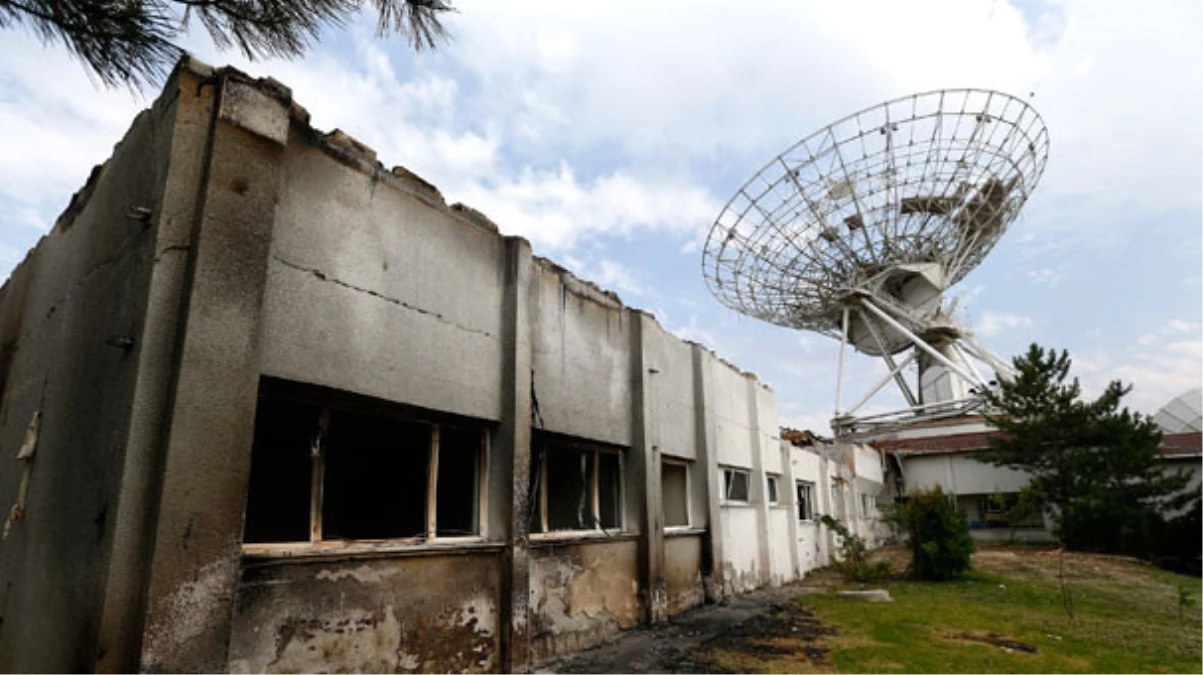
[702,546,1202,674]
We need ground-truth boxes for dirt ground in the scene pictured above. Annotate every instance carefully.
[538,584,836,674]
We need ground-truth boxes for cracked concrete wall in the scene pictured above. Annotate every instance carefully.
[0,64,192,672]
[228,552,502,673]
[258,134,506,423]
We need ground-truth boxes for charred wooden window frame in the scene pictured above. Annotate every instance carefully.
[242,380,490,554]
[720,466,751,504]
[661,458,692,530]
[532,434,626,537]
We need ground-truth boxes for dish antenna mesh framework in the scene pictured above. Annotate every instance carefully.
[703,89,1048,436]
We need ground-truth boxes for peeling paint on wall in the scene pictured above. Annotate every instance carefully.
[529,540,642,663]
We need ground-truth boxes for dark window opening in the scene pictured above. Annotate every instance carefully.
[796,481,815,522]
[534,435,624,533]
[598,451,622,529]
[244,397,319,543]
[242,381,488,546]
[322,413,429,540]
[767,475,780,504]
[662,461,689,528]
[546,447,594,530]
[436,426,481,536]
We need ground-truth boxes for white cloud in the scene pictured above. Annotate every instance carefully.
[978,310,1034,337]
[1026,266,1068,288]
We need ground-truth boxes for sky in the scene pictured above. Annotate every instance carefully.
[0,0,1199,434]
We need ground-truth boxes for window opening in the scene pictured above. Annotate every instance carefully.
[598,451,622,529]
[766,475,780,505]
[436,425,483,536]
[244,397,319,543]
[662,461,689,528]
[860,493,876,519]
[533,436,624,533]
[243,383,488,547]
[722,468,750,502]
[322,412,430,540]
[796,481,815,522]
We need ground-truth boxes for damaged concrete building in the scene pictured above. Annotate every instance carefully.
[0,58,876,673]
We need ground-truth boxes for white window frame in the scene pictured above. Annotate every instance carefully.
[721,467,751,504]
[861,492,876,519]
[661,459,692,530]
[766,474,781,505]
[795,480,815,522]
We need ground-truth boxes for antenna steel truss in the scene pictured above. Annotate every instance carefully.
[702,89,1049,436]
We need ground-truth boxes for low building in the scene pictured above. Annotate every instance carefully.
[0,58,867,673]
[875,397,1203,543]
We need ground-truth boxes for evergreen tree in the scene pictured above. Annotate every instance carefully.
[979,344,1195,557]
[0,0,453,88]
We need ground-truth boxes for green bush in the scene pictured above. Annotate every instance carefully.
[819,514,893,582]
[885,486,975,580]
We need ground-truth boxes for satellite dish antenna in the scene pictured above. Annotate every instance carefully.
[703,89,1049,436]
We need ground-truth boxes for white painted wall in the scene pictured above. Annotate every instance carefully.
[904,454,1030,495]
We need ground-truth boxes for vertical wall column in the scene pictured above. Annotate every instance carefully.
[496,236,534,673]
[780,442,802,580]
[632,313,667,623]
[692,346,724,602]
[95,61,221,674]
[745,377,772,585]
[137,73,292,672]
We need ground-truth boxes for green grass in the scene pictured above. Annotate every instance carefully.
[795,552,1202,674]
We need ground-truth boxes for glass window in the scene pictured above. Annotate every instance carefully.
[722,468,750,502]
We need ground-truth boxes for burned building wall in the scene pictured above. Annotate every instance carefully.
[228,551,503,673]
[0,70,202,672]
[530,261,633,448]
[0,57,806,674]
[528,539,642,662]
[258,135,507,424]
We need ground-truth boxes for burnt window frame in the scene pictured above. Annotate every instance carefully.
[532,434,626,536]
[241,381,490,552]
[661,459,692,530]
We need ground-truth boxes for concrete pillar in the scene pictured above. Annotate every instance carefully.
[497,237,533,673]
[632,313,667,623]
[780,442,802,580]
[691,345,723,602]
[745,377,771,585]
[94,61,221,674]
[137,71,292,672]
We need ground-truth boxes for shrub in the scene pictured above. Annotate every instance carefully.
[885,486,974,580]
[819,514,893,582]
